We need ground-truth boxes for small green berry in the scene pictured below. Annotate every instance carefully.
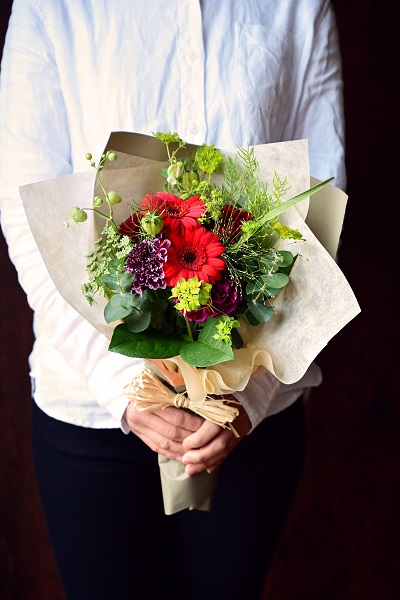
[107,191,122,205]
[69,206,88,223]
[108,152,117,162]
[85,153,92,161]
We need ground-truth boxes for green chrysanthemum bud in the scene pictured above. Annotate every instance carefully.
[85,153,92,161]
[107,152,117,162]
[107,191,122,205]
[141,213,164,235]
[93,195,103,207]
[69,206,88,223]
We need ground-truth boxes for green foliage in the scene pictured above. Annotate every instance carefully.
[180,316,235,367]
[108,323,188,359]
[82,229,133,304]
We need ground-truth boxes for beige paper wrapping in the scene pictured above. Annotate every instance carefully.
[140,360,221,515]
[19,131,361,514]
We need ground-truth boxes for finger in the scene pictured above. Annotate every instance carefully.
[152,406,204,433]
[182,420,222,451]
[182,429,236,469]
[133,426,186,461]
[126,405,201,442]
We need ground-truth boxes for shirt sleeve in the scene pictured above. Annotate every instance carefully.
[0,0,138,426]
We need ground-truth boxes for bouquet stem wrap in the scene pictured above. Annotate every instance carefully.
[123,360,239,514]
[124,368,240,434]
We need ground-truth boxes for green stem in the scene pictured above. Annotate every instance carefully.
[93,156,119,233]
[184,317,193,340]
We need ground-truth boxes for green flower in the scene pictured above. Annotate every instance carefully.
[194,144,224,176]
[212,316,240,344]
[171,277,212,313]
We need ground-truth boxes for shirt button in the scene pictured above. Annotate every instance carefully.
[186,50,198,62]
[188,122,198,135]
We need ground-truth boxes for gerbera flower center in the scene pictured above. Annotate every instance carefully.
[178,243,206,269]
[166,205,183,217]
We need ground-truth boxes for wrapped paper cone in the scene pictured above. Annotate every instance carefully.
[158,455,218,515]
[144,359,227,514]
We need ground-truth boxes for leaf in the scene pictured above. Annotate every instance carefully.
[124,310,151,333]
[235,178,333,249]
[124,292,154,332]
[101,271,134,294]
[100,274,120,292]
[107,259,121,273]
[278,250,294,268]
[247,302,275,323]
[246,271,288,295]
[231,327,243,349]
[261,272,289,289]
[180,316,234,367]
[108,324,187,358]
[118,272,135,293]
[240,311,260,326]
[259,178,334,223]
[104,294,134,323]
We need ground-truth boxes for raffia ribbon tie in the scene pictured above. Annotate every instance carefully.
[124,368,240,437]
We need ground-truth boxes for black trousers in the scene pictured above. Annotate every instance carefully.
[32,397,307,600]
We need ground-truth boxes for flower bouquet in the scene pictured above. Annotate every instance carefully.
[19,131,360,514]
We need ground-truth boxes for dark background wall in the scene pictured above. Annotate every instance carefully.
[0,1,398,598]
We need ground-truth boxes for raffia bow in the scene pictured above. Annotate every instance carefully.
[124,368,240,437]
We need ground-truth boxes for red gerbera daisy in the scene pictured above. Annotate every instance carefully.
[141,193,205,233]
[164,227,226,287]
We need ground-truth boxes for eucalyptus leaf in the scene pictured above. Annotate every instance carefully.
[104,293,134,323]
[278,250,294,268]
[100,274,120,292]
[118,272,135,293]
[240,311,260,326]
[261,272,289,289]
[123,293,153,332]
[124,310,151,333]
[107,259,121,273]
[264,286,281,298]
[248,302,275,323]
[245,272,288,294]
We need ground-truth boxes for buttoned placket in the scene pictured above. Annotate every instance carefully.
[177,0,206,143]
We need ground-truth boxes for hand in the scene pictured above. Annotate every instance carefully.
[123,402,204,461]
[181,401,251,476]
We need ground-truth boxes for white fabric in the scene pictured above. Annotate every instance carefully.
[0,0,344,431]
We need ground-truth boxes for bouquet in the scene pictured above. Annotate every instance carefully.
[19,131,360,514]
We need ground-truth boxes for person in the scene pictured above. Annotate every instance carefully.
[0,1,345,598]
